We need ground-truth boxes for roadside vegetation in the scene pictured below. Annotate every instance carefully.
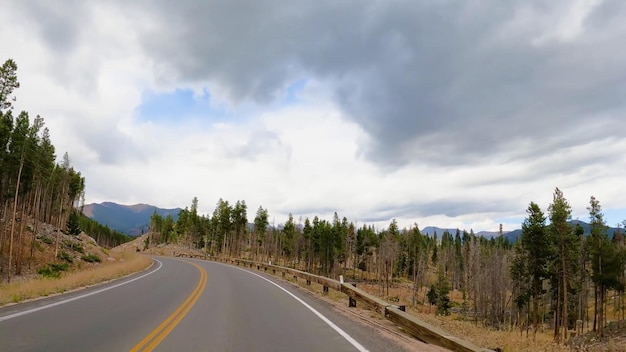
[0,252,150,306]
[0,59,134,285]
[147,191,626,351]
[0,58,144,305]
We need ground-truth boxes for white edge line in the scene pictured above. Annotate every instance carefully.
[211,261,369,352]
[0,258,163,322]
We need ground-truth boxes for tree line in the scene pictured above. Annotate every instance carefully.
[74,212,132,248]
[511,189,626,342]
[149,189,624,344]
[0,59,91,283]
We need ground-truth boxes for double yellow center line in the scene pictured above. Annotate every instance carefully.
[130,261,207,352]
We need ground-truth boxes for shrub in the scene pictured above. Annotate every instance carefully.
[37,263,68,278]
[38,267,60,278]
[58,251,73,263]
[387,295,400,303]
[81,254,101,263]
[40,236,53,245]
[50,263,69,272]
[63,240,84,253]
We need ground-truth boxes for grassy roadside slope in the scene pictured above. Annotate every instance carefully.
[0,221,152,307]
[0,253,151,306]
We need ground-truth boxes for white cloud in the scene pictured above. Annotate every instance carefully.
[2,1,626,233]
[533,0,604,45]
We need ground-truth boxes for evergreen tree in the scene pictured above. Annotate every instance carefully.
[548,187,577,343]
[511,202,551,338]
[282,213,296,258]
[427,284,438,310]
[0,59,19,111]
[435,268,451,316]
[587,196,625,337]
[253,206,269,260]
[67,209,81,235]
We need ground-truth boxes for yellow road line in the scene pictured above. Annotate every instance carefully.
[130,261,207,352]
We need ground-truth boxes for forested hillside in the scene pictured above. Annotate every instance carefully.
[149,191,625,345]
[82,202,182,236]
[0,59,129,283]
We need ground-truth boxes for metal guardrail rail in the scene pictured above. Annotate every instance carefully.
[205,256,494,352]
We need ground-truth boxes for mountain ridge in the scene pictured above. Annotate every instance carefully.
[83,202,622,241]
[420,226,507,239]
[82,202,182,236]
[503,219,622,243]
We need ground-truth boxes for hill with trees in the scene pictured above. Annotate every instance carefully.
[82,202,181,236]
[0,59,130,283]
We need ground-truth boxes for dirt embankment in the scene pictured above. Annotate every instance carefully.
[0,222,151,306]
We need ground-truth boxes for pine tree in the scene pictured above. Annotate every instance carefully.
[548,188,577,343]
[512,202,551,338]
[253,206,269,260]
[587,196,625,337]
[435,268,451,316]
[67,210,81,235]
[0,59,19,111]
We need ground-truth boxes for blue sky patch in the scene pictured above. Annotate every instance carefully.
[601,208,626,228]
[282,79,308,105]
[135,88,231,124]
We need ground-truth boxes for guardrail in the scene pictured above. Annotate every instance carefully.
[204,256,494,352]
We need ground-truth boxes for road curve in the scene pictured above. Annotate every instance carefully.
[0,256,431,352]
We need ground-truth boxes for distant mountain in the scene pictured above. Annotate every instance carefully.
[421,226,486,237]
[420,226,458,237]
[475,230,505,239]
[82,202,182,236]
[421,226,509,240]
[503,229,522,244]
[503,220,622,244]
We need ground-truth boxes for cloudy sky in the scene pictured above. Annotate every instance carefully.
[1,0,625,232]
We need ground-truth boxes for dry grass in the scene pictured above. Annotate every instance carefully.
[353,281,577,352]
[412,310,570,352]
[0,253,151,306]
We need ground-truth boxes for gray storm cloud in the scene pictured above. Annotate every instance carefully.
[5,0,626,227]
[117,0,626,168]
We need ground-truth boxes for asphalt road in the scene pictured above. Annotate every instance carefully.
[0,256,434,352]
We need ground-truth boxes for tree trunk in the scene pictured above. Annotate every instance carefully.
[533,279,539,339]
[29,182,43,267]
[593,284,598,331]
[15,198,26,275]
[562,252,568,341]
[599,285,605,337]
[554,282,561,343]
[7,153,24,283]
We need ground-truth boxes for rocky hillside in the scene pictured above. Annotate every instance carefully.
[1,219,118,284]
